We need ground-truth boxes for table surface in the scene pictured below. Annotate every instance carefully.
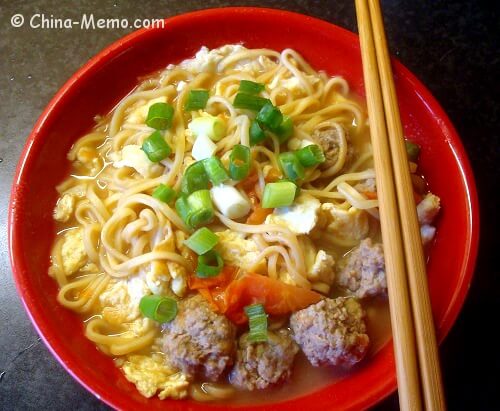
[1,1,498,410]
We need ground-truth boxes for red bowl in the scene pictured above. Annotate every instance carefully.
[8,7,479,411]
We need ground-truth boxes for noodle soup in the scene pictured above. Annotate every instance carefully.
[49,45,440,403]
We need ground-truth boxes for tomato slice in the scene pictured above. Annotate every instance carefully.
[221,273,322,324]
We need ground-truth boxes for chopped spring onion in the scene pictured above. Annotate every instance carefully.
[184,89,209,111]
[141,131,172,162]
[203,156,229,186]
[192,133,217,161]
[278,151,305,181]
[261,181,297,208]
[276,115,294,142]
[146,102,174,130]
[139,295,177,323]
[188,115,226,141]
[175,195,191,225]
[210,184,252,219]
[249,120,267,146]
[279,178,301,197]
[244,303,268,342]
[181,161,209,194]
[257,103,283,131]
[152,184,176,203]
[186,189,214,228]
[239,80,265,95]
[233,93,271,111]
[229,144,251,181]
[296,144,326,167]
[405,140,421,162]
[184,227,219,255]
[196,249,224,278]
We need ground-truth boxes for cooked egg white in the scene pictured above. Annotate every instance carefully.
[265,194,321,235]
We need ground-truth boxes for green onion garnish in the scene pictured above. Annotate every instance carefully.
[257,103,283,131]
[261,181,297,208]
[185,90,209,111]
[184,227,219,255]
[405,140,421,162]
[280,178,301,197]
[203,156,229,186]
[186,189,214,228]
[233,93,271,111]
[141,131,172,162]
[239,80,265,95]
[279,151,305,181]
[146,102,174,130]
[188,115,226,141]
[196,249,224,278]
[276,115,294,142]
[181,161,209,194]
[249,120,267,146]
[244,303,268,343]
[296,144,326,167]
[175,195,191,225]
[152,184,176,203]
[229,144,251,181]
[139,295,177,323]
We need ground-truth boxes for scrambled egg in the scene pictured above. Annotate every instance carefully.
[53,193,76,222]
[309,250,336,284]
[75,146,102,176]
[120,354,189,399]
[146,233,176,296]
[300,236,335,284]
[317,204,369,240]
[126,96,167,124]
[57,183,87,198]
[268,73,320,96]
[215,230,266,273]
[112,144,162,178]
[100,280,141,325]
[175,44,245,73]
[61,228,87,275]
[99,274,160,338]
[235,55,276,73]
[166,262,187,297]
[265,194,321,235]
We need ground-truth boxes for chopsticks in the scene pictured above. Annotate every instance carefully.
[355,1,446,410]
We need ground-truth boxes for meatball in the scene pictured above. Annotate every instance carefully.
[162,295,236,381]
[311,125,354,171]
[337,238,387,298]
[290,298,369,368]
[230,329,299,390]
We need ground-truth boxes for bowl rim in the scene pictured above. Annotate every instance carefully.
[8,6,480,410]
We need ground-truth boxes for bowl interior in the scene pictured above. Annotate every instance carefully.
[9,7,478,411]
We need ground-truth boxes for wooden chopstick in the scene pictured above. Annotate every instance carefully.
[367,0,447,409]
[355,0,446,409]
[355,1,422,409]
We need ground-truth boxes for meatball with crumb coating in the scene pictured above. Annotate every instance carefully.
[230,329,299,390]
[162,295,236,381]
[337,238,387,299]
[290,298,369,368]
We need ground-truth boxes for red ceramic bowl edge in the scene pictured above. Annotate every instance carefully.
[389,61,480,339]
[7,7,480,410]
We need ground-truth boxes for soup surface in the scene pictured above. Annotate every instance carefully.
[49,45,440,403]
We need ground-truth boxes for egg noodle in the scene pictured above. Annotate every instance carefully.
[49,45,380,401]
